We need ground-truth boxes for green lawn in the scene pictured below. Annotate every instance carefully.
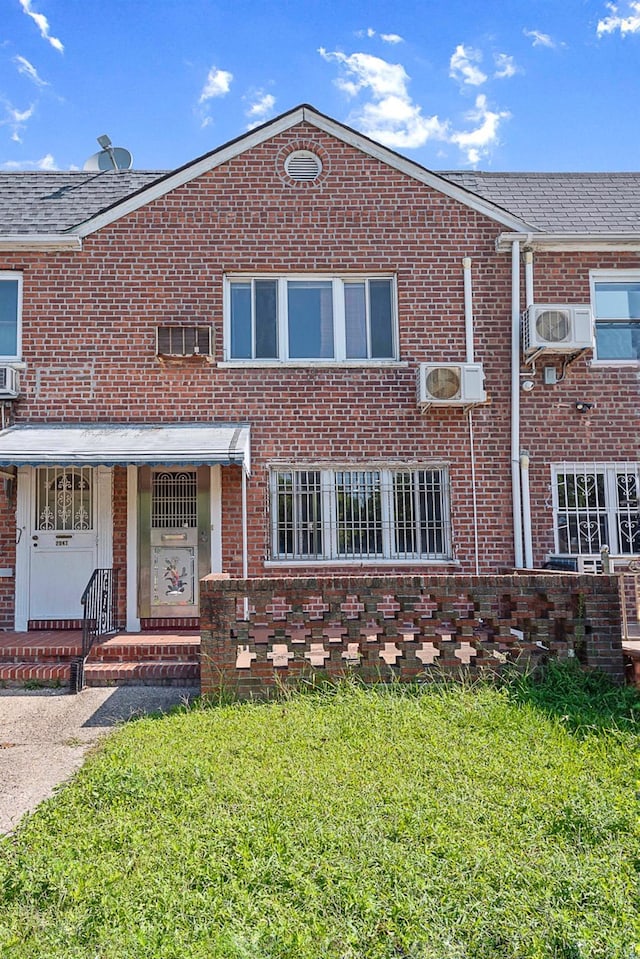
[1,666,639,959]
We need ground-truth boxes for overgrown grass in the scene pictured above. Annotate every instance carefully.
[1,665,639,958]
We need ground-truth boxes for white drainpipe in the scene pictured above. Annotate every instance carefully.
[511,240,524,568]
[520,452,533,568]
[463,256,474,363]
[463,257,480,575]
[521,250,535,568]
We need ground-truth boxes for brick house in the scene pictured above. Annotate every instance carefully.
[0,104,638,634]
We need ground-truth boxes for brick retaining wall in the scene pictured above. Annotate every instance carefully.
[200,573,624,697]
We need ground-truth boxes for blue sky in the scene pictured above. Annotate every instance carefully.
[1,0,640,173]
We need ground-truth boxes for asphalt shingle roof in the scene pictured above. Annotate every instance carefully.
[439,171,640,233]
[0,170,163,233]
[2,165,640,236]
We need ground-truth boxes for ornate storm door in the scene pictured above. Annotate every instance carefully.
[138,467,211,618]
[29,467,98,620]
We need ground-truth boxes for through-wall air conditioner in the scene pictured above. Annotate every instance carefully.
[522,304,593,357]
[0,366,19,399]
[417,362,486,410]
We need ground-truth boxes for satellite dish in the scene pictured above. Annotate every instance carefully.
[83,135,133,171]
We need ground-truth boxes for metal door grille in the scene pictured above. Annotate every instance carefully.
[36,467,94,531]
[152,470,197,528]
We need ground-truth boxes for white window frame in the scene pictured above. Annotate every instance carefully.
[0,271,23,361]
[269,465,452,564]
[589,269,640,365]
[223,273,398,364]
[551,463,640,556]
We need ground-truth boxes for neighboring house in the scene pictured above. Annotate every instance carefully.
[0,104,638,632]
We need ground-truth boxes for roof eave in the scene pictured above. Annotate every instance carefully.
[0,234,82,252]
[497,231,640,252]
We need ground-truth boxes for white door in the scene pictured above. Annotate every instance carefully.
[29,467,98,620]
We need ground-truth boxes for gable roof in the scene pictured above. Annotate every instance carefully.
[1,104,640,245]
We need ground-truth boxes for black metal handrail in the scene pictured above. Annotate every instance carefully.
[72,568,119,692]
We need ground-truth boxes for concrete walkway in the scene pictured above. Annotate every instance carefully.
[0,686,198,835]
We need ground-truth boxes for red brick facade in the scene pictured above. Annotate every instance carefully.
[0,115,638,630]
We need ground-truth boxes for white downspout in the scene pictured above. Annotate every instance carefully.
[463,257,480,574]
[521,250,534,568]
[524,250,534,310]
[520,452,533,568]
[242,465,249,620]
[241,466,248,580]
[463,256,474,363]
[511,240,524,567]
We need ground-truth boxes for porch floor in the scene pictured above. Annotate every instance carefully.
[0,630,201,689]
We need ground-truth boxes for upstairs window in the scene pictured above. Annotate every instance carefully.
[0,273,21,360]
[591,272,640,361]
[225,275,396,362]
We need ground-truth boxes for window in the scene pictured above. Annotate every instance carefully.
[591,272,640,361]
[553,464,640,555]
[271,467,450,562]
[226,275,396,362]
[0,272,21,360]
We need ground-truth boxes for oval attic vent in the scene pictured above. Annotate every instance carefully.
[284,150,323,181]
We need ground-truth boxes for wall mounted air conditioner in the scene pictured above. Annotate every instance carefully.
[522,304,593,357]
[0,366,19,399]
[417,362,486,409]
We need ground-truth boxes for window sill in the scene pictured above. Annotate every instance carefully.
[218,360,408,369]
[589,359,640,369]
[264,558,459,568]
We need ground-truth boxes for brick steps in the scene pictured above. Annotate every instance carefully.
[0,662,72,687]
[0,630,200,689]
[83,661,200,687]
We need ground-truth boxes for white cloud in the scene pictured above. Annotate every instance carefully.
[18,0,63,52]
[0,99,35,142]
[449,94,510,165]
[319,48,448,149]
[597,1,640,35]
[199,66,233,103]
[494,53,518,78]
[523,29,558,48]
[355,27,404,43]
[246,92,276,118]
[13,55,48,87]
[449,44,488,86]
[2,152,56,170]
[245,91,276,130]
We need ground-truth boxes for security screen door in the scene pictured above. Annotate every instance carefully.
[138,467,211,618]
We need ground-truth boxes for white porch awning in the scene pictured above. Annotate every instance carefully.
[0,423,251,473]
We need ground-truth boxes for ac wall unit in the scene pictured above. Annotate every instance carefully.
[417,362,486,409]
[0,366,19,399]
[522,304,592,356]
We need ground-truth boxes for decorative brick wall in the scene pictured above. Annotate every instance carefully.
[200,573,624,697]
